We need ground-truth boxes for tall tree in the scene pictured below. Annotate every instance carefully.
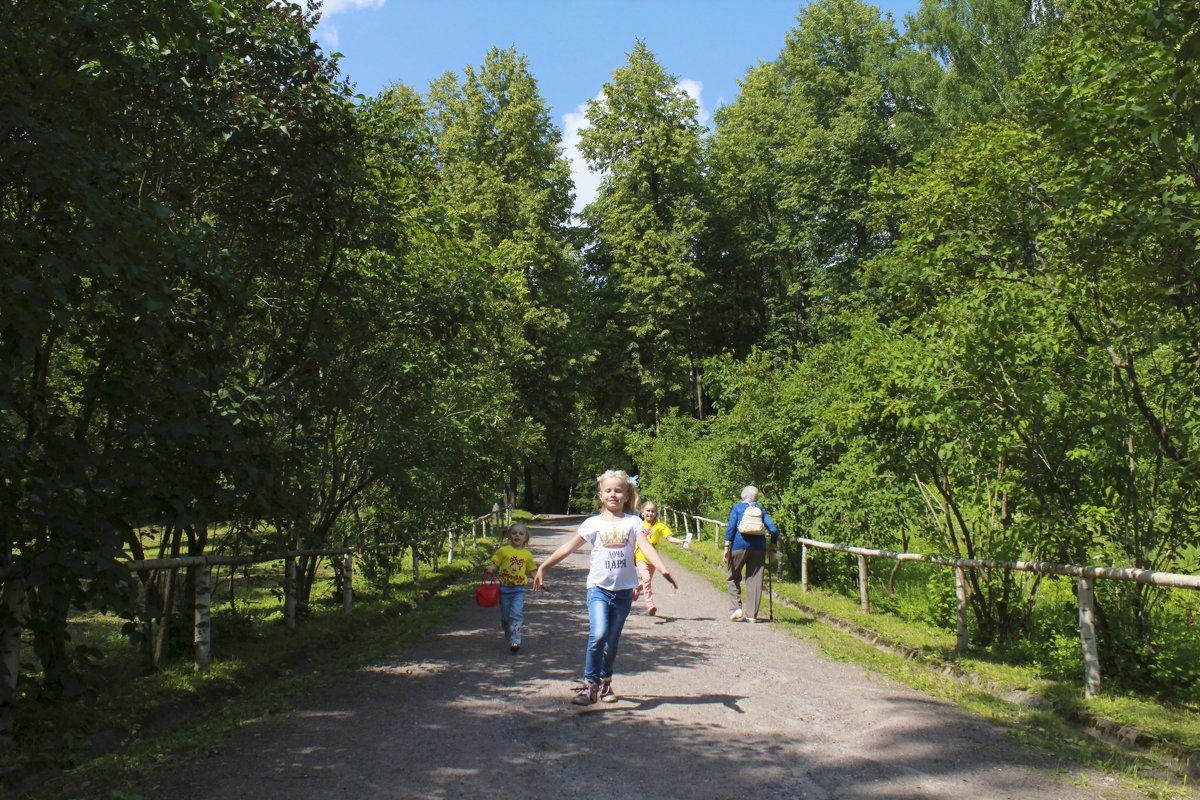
[579,41,710,424]
[427,47,584,511]
[897,0,1064,141]
[704,0,910,352]
[1,0,364,704]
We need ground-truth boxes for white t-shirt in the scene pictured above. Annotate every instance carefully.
[577,513,642,591]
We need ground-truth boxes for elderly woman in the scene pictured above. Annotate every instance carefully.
[723,485,779,623]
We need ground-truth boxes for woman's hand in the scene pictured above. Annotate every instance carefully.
[663,571,678,590]
[532,568,547,592]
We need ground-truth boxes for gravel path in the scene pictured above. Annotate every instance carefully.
[151,519,1159,800]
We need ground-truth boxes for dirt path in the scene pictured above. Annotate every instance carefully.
[151,520,1156,800]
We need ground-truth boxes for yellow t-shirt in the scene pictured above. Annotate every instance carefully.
[491,544,537,586]
[635,521,673,564]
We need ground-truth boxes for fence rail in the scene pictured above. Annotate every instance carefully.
[124,506,509,674]
[663,505,1199,697]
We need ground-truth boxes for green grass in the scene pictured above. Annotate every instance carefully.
[5,538,497,800]
[8,525,1197,797]
[665,537,1200,786]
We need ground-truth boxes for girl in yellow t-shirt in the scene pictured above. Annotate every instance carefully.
[635,501,683,616]
[485,523,537,653]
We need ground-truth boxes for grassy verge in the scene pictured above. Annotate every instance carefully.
[6,539,496,800]
[665,538,1199,792]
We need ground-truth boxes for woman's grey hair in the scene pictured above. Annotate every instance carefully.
[741,485,759,503]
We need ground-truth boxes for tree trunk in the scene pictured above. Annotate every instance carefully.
[0,572,26,744]
[523,462,536,511]
[153,568,177,671]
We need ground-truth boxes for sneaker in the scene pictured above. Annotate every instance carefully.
[746,617,758,624]
[730,609,745,621]
[571,682,598,706]
[647,607,657,616]
[599,680,617,703]
[509,641,520,653]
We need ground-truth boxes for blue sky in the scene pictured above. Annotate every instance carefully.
[314,0,925,211]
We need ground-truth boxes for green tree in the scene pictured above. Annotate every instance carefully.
[578,41,710,423]
[427,47,585,512]
[897,0,1063,141]
[870,0,1200,668]
[1,0,363,702]
[704,0,911,351]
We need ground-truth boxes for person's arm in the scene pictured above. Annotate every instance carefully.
[724,506,739,564]
[764,510,780,552]
[660,522,684,545]
[635,529,678,589]
[532,534,586,591]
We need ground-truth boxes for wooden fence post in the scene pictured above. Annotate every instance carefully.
[412,544,420,581]
[285,556,296,635]
[194,564,212,672]
[954,566,968,654]
[343,552,353,613]
[447,530,455,564]
[858,554,869,613]
[1079,575,1101,697]
[801,544,808,592]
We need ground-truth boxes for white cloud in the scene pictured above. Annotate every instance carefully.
[676,78,711,129]
[313,0,381,45]
[318,24,340,48]
[561,79,708,219]
[317,0,384,15]
[561,93,606,219]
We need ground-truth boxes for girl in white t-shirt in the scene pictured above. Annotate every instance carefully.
[533,470,678,705]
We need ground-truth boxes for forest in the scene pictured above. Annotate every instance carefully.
[2,0,1198,725]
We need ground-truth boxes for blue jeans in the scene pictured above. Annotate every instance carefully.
[499,585,527,645]
[583,587,633,684]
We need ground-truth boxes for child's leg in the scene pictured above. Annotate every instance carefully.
[597,589,633,682]
[635,560,656,611]
[508,586,527,645]
[583,587,608,685]
[498,585,517,638]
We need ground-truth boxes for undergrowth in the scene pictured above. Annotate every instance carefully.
[668,536,1200,782]
[4,538,495,800]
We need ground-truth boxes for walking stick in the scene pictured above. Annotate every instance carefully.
[767,544,774,621]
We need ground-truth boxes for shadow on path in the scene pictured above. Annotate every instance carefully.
[148,520,1153,800]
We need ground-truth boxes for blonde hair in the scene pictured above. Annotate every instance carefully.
[594,469,639,514]
[507,522,530,544]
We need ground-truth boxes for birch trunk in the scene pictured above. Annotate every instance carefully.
[193,564,211,672]
[285,557,297,635]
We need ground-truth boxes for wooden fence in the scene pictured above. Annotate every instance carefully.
[125,507,508,673]
[663,506,1200,698]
